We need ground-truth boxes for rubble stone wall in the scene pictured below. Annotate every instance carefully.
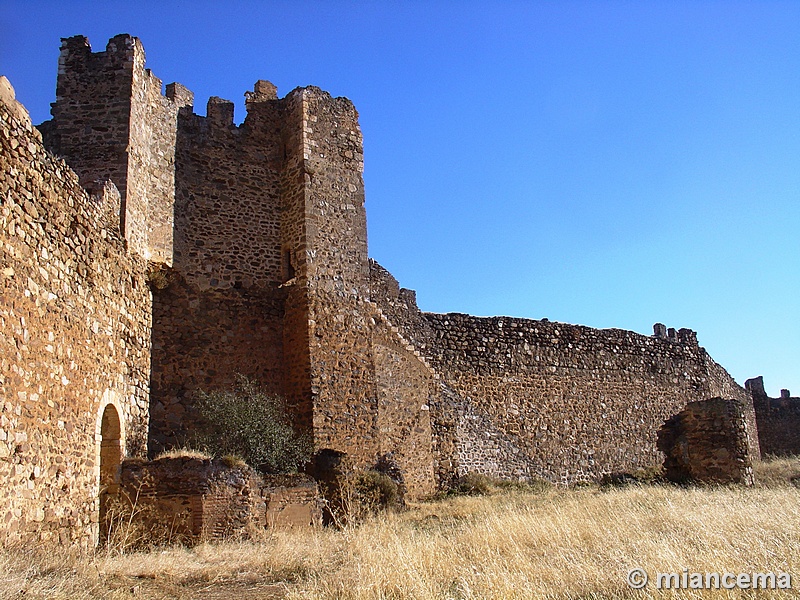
[0,78,151,546]
[748,377,800,457]
[657,398,754,485]
[420,313,750,483]
[172,84,284,291]
[755,396,800,457]
[372,315,437,498]
[119,457,265,542]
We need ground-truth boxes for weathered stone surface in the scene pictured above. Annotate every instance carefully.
[262,474,321,528]
[748,376,800,457]
[657,398,754,485]
[0,33,790,547]
[0,75,151,547]
[119,457,266,542]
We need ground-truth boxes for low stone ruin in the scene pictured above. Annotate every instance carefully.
[657,398,754,485]
[112,456,320,545]
[262,474,322,528]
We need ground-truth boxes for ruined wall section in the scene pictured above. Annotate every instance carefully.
[422,313,749,483]
[42,34,185,263]
[657,398,754,485]
[370,261,534,488]
[0,80,151,545]
[748,377,800,457]
[292,88,379,461]
[150,83,289,450]
[372,313,437,498]
[369,260,436,348]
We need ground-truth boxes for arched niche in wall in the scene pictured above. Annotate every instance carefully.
[95,390,126,542]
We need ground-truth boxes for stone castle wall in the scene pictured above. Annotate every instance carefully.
[422,313,750,483]
[149,83,292,450]
[0,77,151,545]
[3,32,792,546]
[172,83,284,291]
[747,377,800,457]
[370,261,753,484]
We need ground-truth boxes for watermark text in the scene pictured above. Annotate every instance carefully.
[627,568,792,590]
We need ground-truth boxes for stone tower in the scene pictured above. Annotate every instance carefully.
[40,34,385,470]
[41,34,192,263]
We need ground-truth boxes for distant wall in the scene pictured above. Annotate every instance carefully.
[0,77,151,545]
[422,313,751,483]
[370,258,754,485]
[748,377,800,457]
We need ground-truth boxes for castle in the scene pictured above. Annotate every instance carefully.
[1,34,797,546]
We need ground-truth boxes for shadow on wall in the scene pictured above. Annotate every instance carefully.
[99,403,122,541]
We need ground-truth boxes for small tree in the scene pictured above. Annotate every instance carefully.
[193,375,312,474]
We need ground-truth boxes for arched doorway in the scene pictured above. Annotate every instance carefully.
[99,403,122,539]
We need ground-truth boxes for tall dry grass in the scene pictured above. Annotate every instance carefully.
[286,484,800,599]
[3,458,800,599]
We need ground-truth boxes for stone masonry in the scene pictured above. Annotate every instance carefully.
[118,457,266,543]
[0,34,791,546]
[657,398,755,485]
[746,376,800,457]
[1,73,151,546]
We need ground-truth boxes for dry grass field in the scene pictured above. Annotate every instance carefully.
[3,458,800,599]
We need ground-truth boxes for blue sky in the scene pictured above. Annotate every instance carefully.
[1,1,797,396]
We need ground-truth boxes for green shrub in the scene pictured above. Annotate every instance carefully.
[192,375,312,474]
[335,470,401,524]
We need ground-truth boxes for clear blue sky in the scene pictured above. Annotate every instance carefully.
[1,1,797,396]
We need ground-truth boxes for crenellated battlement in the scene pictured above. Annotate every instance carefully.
[1,33,795,548]
[44,34,194,264]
